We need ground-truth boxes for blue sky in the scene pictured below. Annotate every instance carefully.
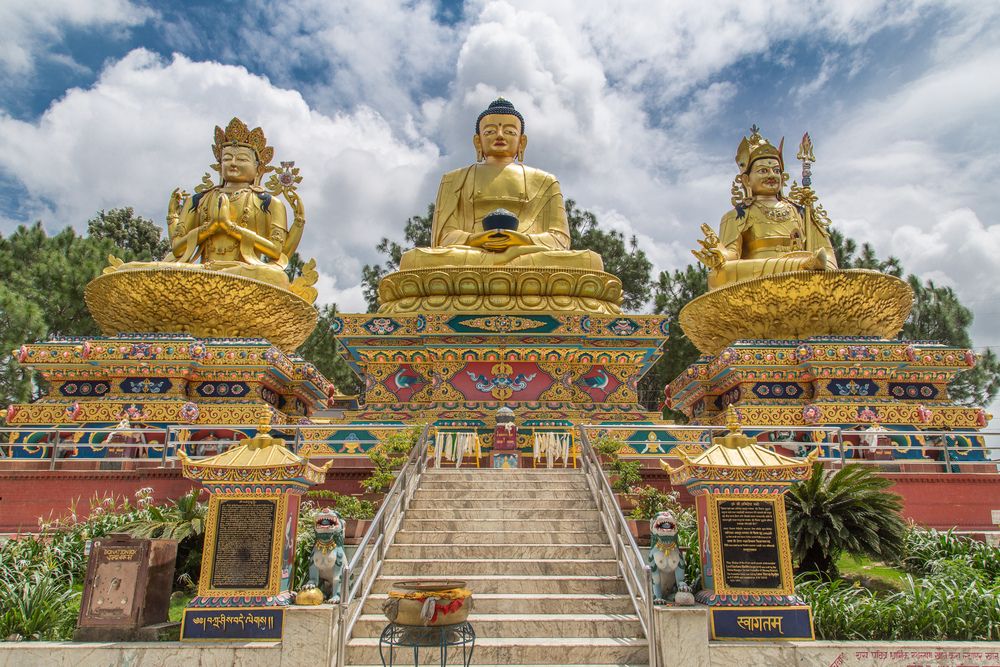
[2,2,999,364]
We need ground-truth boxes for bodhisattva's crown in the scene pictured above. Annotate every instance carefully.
[735,125,784,174]
[211,117,275,173]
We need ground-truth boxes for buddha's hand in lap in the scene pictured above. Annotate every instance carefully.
[467,230,532,252]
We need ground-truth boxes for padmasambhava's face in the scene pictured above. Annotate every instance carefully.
[742,157,783,197]
[474,114,526,160]
[221,145,258,185]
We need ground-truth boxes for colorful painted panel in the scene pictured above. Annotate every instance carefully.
[576,367,622,401]
[449,362,554,401]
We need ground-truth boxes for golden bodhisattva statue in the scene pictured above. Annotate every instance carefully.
[694,126,837,291]
[400,98,602,270]
[84,118,319,350]
[678,127,913,355]
[381,99,622,313]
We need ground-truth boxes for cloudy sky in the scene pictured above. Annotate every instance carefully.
[2,2,998,353]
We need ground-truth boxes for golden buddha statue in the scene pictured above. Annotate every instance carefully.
[693,126,837,290]
[399,98,602,271]
[678,128,913,356]
[84,118,319,351]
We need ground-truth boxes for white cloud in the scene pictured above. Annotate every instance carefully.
[0,50,441,303]
[0,0,152,77]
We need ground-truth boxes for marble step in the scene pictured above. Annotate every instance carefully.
[393,530,604,545]
[384,544,615,560]
[352,613,642,639]
[404,508,599,520]
[362,593,636,615]
[413,489,595,501]
[422,468,586,482]
[345,636,648,665]
[419,481,589,490]
[399,519,601,531]
[371,575,628,595]
[379,558,620,577]
[409,497,595,509]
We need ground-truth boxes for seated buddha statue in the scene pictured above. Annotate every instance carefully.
[398,98,603,271]
[693,126,837,291]
[111,117,305,291]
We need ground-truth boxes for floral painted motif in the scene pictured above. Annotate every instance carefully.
[607,318,640,336]
[179,401,200,423]
[363,317,400,335]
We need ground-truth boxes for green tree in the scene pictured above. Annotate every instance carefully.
[0,285,47,404]
[87,207,170,260]
[296,304,362,395]
[361,205,434,312]
[786,462,906,579]
[565,199,652,310]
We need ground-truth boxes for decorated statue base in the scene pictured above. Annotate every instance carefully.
[667,336,990,466]
[663,410,816,640]
[679,270,912,356]
[178,428,330,641]
[322,310,669,453]
[4,334,334,460]
[86,267,317,352]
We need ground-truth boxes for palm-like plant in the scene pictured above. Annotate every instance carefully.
[786,462,906,578]
[122,489,207,585]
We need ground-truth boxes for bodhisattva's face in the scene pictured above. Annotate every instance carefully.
[742,157,783,197]
[473,114,526,160]
[221,145,258,185]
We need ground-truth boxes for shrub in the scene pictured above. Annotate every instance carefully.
[609,458,642,493]
[0,569,79,641]
[304,490,377,520]
[785,462,906,578]
[628,485,680,521]
[899,525,1000,580]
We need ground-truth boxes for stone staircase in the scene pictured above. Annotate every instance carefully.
[344,468,649,666]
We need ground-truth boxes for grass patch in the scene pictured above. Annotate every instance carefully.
[836,554,907,591]
[168,593,193,623]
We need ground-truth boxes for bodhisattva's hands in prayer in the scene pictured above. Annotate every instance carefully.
[467,230,532,252]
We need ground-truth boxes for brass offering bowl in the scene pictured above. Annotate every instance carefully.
[384,580,473,626]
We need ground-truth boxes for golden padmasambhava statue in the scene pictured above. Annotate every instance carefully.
[382,98,622,313]
[84,118,319,350]
[694,126,837,291]
[678,127,913,355]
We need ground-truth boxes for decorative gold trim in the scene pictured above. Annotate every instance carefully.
[198,493,287,598]
[706,494,796,597]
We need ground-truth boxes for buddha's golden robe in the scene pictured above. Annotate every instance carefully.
[399,162,604,270]
[708,199,837,290]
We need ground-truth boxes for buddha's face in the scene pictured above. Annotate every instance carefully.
[221,145,258,185]
[742,157,783,197]
[474,114,527,160]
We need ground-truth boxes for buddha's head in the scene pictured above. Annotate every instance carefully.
[473,98,527,162]
[212,117,275,186]
[735,126,786,200]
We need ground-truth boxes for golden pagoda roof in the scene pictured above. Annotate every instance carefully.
[178,427,331,485]
[662,407,817,485]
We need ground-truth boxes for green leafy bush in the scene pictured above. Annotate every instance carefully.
[0,570,79,641]
[899,526,1000,580]
[798,573,1000,641]
[304,490,377,520]
[609,458,642,493]
[628,485,680,521]
[786,462,906,578]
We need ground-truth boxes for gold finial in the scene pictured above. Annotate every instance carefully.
[796,132,815,163]
[716,405,754,449]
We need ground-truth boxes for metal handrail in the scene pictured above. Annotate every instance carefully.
[333,423,431,667]
[577,426,659,667]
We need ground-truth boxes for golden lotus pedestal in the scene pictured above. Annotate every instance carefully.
[85,266,318,352]
[376,267,625,315]
[679,270,913,357]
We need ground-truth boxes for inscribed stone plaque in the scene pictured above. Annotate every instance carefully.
[717,498,782,590]
[210,499,276,590]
